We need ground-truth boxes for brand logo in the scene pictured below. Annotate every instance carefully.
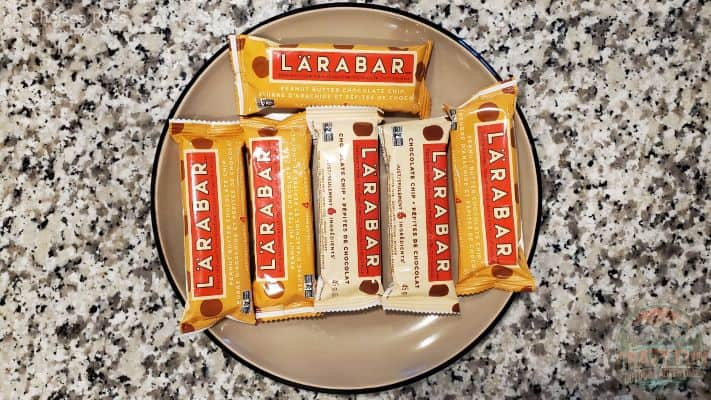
[185,150,225,299]
[250,138,286,282]
[476,121,517,266]
[423,143,451,282]
[353,139,381,277]
[613,302,708,390]
[269,48,416,85]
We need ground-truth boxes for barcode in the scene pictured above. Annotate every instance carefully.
[448,109,458,130]
[241,290,251,313]
[304,274,314,298]
[256,98,275,108]
[323,122,333,142]
[392,126,403,146]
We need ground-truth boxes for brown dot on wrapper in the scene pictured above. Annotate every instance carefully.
[200,299,223,317]
[428,284,449,297]
[415,62,425,81]
[258,126,278,137]
[264,281,285,298]
[452,303,460,313]
[359,280,379,295]
[279,43,299,48]
[302,202,310,209]
[252,56,269,78]
[237,37,246,50]
[502,82,516,94]
[521,286,534,292]
[422,125,444,141]
[180,323,195,333]
[353,122,373,136]
[191,137,213,149]
[477,102,500,122]
[333,44,354,49]
[171,123,184,134]
[183,214,188,236]
[239,216,247,223]
[388,46,408,51]
[491,265,513,279]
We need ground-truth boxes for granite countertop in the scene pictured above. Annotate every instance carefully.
[1,0,708,398]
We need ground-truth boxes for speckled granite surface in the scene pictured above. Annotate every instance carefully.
[1,0,709,398]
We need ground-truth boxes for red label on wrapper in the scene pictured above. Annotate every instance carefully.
[185,150,225,299]
[250,139,286,281]
[423,143,452,282]
[353,139,381,278]
[477,121,517,266]
[270,49,416,84]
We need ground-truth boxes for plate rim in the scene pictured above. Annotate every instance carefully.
[149,2,543,394]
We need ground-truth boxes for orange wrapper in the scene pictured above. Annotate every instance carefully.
[242,113,318,321]
[449,80,536,294]
[380,117,459,314]
[169,120,256,333]
[228,34,432,117]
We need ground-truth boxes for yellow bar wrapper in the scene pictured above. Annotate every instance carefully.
[229,34,432,117]
[306,106,384,312]
[380,117,459,314]
[449,80,536,294]
[169,120,256,333]
[241,113,319,321]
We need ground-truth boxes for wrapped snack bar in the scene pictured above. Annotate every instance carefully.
[448,80,536,294]
[306,106,384,312]
[169,120,256,333]
[380,117,459,314]
[241,113,319,321]
[229,35,433,117]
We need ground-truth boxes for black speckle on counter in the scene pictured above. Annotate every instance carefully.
[1,0,708,398]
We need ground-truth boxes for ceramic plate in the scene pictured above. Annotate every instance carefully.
[151,4,541,393]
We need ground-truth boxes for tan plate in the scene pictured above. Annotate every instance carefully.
[151,4,541,393]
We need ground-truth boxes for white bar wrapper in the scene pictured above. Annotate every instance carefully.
[306,107,385,312]
[380,117,459,314]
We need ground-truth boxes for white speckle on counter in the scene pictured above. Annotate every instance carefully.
[1,0,708,398]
